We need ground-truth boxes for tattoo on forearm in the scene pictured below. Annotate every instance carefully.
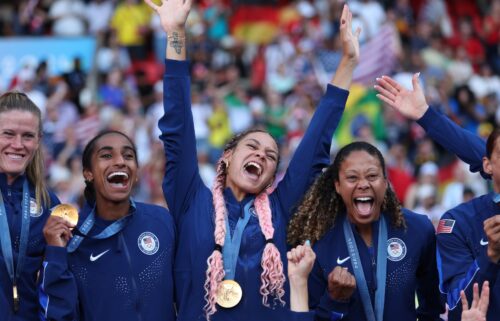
[169,32,184,55]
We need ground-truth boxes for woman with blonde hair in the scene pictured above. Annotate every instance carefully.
[0,92,59,321]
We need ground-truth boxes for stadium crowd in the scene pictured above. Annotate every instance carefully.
[0,0,499,223]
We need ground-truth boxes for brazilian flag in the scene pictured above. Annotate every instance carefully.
[334,83,386,147]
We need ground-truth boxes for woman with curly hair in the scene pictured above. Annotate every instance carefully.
[288,141,444,321]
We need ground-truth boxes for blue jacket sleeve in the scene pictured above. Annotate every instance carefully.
[275,85,348,221]
[416,106,487,178]
[415,217,445,321]
[309,258,350,321]
[159,59,205,224]
[39,246,78,321]
[436,213,499,319]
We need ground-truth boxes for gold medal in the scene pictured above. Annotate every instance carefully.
[12,284,19,312]
[216,279,243,308]
[51,204,79,227]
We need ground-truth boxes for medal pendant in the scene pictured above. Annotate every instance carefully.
[216,279,243,308]
[51,204,79,227]
[13,284,19,312]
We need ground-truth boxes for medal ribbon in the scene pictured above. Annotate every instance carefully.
[0,179,30,312]
[67,200,136,253]
[222,200,253,280]
[342,214,388,321]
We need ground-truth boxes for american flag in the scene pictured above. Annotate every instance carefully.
[352,24,399,86]
[437,219,456,234]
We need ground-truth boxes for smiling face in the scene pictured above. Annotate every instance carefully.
[224,131,279,199]
[334,150,388,227]
[0,110,40,184]
[83,133,138,204]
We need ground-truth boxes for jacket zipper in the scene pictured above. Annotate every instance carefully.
[120,233,143,321]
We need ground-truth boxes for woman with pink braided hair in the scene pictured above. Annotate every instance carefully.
[146,0,360,320]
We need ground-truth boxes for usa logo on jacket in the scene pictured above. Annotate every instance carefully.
[387,238,407,262]
[138,232,159,255]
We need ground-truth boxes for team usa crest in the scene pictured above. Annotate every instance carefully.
[386,238,406,261]
[30,198,43,217]
[138,232,159,255]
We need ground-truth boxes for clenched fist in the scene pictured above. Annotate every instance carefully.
[328,266,356,301]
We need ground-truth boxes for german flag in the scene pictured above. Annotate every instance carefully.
[229,0,301,44]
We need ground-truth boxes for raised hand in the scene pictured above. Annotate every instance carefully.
[287,241,316,282]
[43,215,74,247]
[374,73,428,120]
[327,266,356,302]
[331,4,361,89]
[287,241,316,312]
[461,282,489,321]
[339,4,361,64]
[144,0,192,32]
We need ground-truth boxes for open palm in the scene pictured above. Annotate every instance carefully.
[339,5,361,63]
[461,282,489,321]
[144,0,192,32]
[374,74,428,120]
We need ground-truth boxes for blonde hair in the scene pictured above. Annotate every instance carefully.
[0,92,50,209]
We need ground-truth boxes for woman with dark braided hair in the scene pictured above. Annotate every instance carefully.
[288,141,444,321]
[147,0,360,319]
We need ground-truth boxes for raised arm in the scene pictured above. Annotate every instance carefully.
[437,212,499,320]
[288,241,316,312]
[146,0,204,223]
[275,4,359,218]
[374,74,487,178]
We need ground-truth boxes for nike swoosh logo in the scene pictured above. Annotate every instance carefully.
[90,249,110,262]
[337,256,350,265]
[480,238,489,246]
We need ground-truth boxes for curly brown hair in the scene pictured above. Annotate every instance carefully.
[287,141,405,246]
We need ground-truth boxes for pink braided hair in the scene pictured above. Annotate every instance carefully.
[203,159,227,320]
[204,129,285,319]
[254,190,286,307]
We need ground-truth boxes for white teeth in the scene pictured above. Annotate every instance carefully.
[245,161,262,176]
[355,197,373,202]
[107,171,129,179]
[7,154,23,159]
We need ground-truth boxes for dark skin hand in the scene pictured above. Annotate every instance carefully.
[484,215,500,263]
[43,215,73,247]
[328,266,357,301]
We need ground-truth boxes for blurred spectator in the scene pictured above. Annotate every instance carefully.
[48,0,87,36]
[413,183,445,229]
[85,0,114,35]
[405,161,439,209]
[349,0,386,41]
[13,0,48,35]
[203,0,230,42]
[15,65,48,117]
[441,161,472,210]
[110,0,151,60]
[96,30,132,74]
[207,95,231,163]
[99,68,127,110]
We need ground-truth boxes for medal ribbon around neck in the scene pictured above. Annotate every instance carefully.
[217,200,254,308]
[342,213,388,321]
[66,200,136,253]
[0,179,30,312]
